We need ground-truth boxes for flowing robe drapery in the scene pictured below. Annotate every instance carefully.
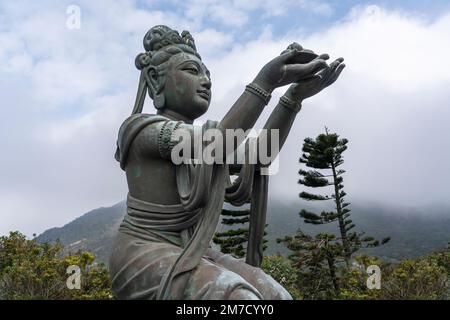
[110,113,291,300]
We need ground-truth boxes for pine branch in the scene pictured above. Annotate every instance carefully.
[299,192,331,201]
[215,228,249,237]
[222,217,250,225]
[221,209,250,217]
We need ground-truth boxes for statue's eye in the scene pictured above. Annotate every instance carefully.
[184,66,198,75]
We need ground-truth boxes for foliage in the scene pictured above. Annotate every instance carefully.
[261,255,301,300]
[339,251,450,300]
[214,206,251,258]
[214,202,268,259]
[0,231,113,300]
[380,251,449,300]
[338,255,384,300]
[268,249,449,300]
[278,231,343,299]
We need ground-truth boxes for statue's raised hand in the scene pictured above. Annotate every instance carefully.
[253,43,328,92]
[286,56,345,102]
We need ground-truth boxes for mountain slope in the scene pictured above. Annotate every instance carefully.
[36,199,450,264]
[36,201,126,264]
[265,200,450,262]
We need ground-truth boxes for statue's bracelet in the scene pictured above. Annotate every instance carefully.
[245,83,272,105]
[279,95,302,113]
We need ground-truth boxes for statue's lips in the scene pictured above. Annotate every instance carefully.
[197,90,210,100]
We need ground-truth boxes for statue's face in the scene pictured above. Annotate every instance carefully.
[163,52,211,120]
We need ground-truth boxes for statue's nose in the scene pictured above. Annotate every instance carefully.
[200,75,211,90]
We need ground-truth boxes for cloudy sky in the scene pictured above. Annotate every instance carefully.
[1,0,450,237]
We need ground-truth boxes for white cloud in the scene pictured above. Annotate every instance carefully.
[305,5,450,93]
[231,0,333,17]
[193,28,234,58]
[169,0,333,29]
[297,0,334,16]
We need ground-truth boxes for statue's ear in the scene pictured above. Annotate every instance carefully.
[144,66,166,109]
[144,66,162,97]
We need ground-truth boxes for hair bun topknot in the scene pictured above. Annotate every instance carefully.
[143,25,197,53]
[135,25,199,71]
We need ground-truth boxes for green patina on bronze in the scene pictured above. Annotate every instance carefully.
[109,25,345,300]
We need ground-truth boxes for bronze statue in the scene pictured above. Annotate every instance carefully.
[110,25,345,300]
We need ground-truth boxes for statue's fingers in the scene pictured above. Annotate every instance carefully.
[288,42,303,51]
[330,57,344,70]
[317,65,332,78]
[279,42,304,56]
[278,47,303,62]
[301,48,315,54]
[326,63,345,86]
[317,53,330,61]
[298,73,322,83]
[288,59,328,79]
[308,75,323,86]
[329,61,340,70]
[308,67,329,85]
[334,63,345,77]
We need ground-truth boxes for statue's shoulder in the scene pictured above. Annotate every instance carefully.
[118,113,167,134]
[115,113,169,168]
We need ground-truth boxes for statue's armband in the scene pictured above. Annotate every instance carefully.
[157,120,198,162]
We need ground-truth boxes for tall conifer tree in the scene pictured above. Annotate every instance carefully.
[279,128,389,298]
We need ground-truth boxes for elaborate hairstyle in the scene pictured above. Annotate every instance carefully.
[132,25,201,114]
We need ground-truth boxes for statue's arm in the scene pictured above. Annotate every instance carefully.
[225,100,298,174]
[130,120,163,158]
[131,120,198,160]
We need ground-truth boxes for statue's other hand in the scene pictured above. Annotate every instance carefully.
[254,43,329,92]
[286,56,345,102]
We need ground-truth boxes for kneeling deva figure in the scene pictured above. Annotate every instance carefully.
[109,25,345,300]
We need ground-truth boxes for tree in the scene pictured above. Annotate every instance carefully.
[213,205,251,258]
[213,201,267,259]
[0,231,113,300]
[279,129,389,299]
[298,128,389,262]
[278,230,344,298]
